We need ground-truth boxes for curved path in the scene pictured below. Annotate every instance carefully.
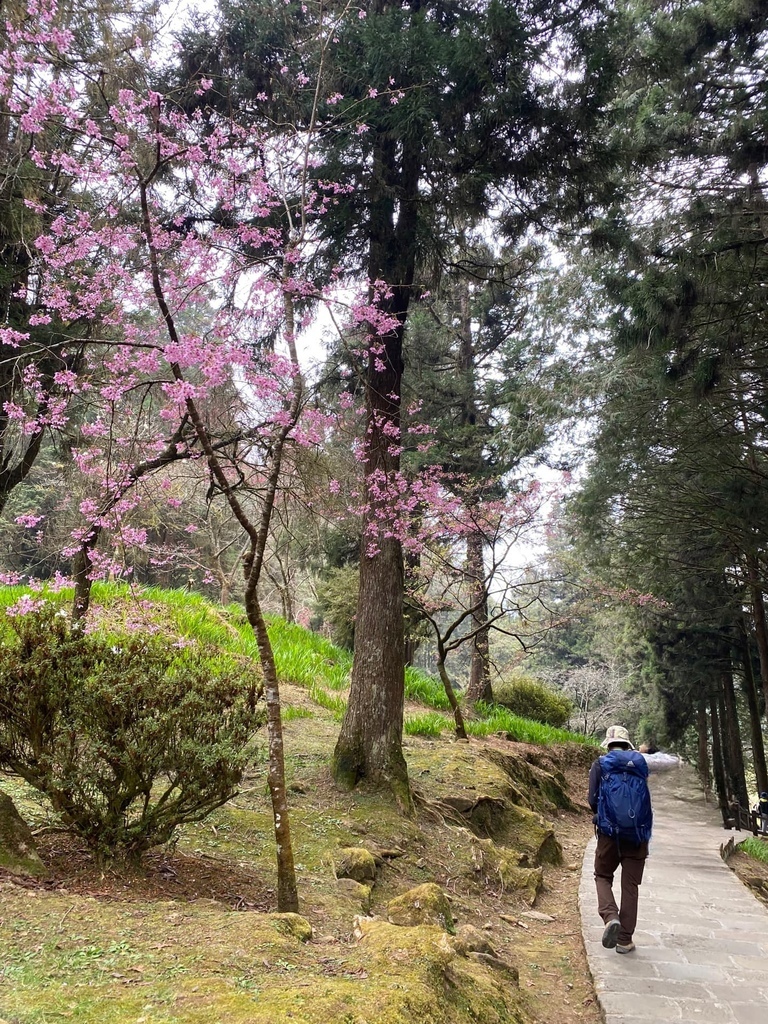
[579,762,768,1024]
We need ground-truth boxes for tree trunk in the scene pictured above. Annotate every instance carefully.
[739,626,768,796]
[696,700,711,799]
[464,529,492,704]
[331,125,418,810]
[71,545,95,622]
[720,667,749,809]
[333,531,412,810]
[455,271,493,705]
[247,589,299,913]
[709,696,729,821]
[436,646,468,740]
[747,557,768,721]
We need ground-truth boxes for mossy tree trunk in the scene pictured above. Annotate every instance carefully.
[332,128,417,813]
[465,530,492,705]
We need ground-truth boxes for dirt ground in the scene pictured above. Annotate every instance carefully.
[1,733,604,1024]
[727,841,768,910]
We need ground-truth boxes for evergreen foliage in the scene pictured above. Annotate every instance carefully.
[493,676,573,729]
[0,604,262,860]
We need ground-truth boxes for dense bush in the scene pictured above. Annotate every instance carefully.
[0,605,263,859]
[492,676,573,729]
[314,565,359,650]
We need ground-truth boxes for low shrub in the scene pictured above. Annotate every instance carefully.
[0,605,263,860]
[492,676,572,728]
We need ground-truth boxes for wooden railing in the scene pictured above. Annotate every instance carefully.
[721,803,761,834]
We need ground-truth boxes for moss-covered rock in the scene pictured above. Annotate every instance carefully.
[407,744,563,866]
[336,877,372,912]
[0,792,45,877]
[451,924,497,957]
[386,882,455,932]
[482,748,574,812]
[465,836,544,906]
[334,845,377,883]
[352,917,527,1023]
[467,951,520,985]
[268,912,313,941]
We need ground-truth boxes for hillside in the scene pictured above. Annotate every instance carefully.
[0,587,602,1024]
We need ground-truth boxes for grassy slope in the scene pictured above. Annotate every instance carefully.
[0,584,600,1024]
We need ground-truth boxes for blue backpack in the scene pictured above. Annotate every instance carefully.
[597,749,653,844]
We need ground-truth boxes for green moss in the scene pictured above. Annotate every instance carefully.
[406,744,562,867]
[386,883,455,933]
[0,886,528,1024]
[269,913,313,941]
[334,847,377,883]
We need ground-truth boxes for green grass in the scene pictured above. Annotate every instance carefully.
[282,705,314,722]
[404,712,450,737]
[404,666,451,709]
[308,682,347,719]
[267,616,352,690]
[742,836,768,863]
[0,584,594,749]
[469,702,596,747]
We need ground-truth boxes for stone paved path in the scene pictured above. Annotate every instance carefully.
[579,761,768,1024]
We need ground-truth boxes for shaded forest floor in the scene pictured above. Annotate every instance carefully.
[1,681,605,1024]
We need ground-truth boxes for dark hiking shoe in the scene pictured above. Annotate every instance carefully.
[616,942,636,954]
[601,920,620,948]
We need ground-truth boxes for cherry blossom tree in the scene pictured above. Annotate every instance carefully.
[0,0,352,910]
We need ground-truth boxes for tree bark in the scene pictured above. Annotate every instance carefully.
[435,636,467,740]
[464,529,492,704]
[746,555,768,721]
[247,588,299,912]
[709,696,729,821]
[333,526,412,810]
[720,666,749,809]
[738,625,768,796]
[332,125,419,810]
[696,700,711,799]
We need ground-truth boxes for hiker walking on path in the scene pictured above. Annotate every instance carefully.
[588,725,653,955]
[755,791,768,835]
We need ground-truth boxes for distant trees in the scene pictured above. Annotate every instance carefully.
[184,0,623,802]
[12,0,768,829]
[561,0,768,810]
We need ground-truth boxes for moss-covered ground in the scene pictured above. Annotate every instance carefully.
[0,587,602,1024]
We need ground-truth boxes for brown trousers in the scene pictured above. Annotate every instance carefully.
[594,832,649,946]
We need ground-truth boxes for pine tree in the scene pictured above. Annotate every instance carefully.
[176,0,622,801]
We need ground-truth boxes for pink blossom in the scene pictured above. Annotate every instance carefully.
[6,594,46,617]
[15,512,44,528]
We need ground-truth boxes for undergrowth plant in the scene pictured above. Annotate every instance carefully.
[470,703,595,747]
[0,603,263,860]
[404,712,449,737]
[493,676,573,729]
[741,837,768,864]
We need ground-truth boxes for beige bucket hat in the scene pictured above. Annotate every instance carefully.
[600,724,635,750]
